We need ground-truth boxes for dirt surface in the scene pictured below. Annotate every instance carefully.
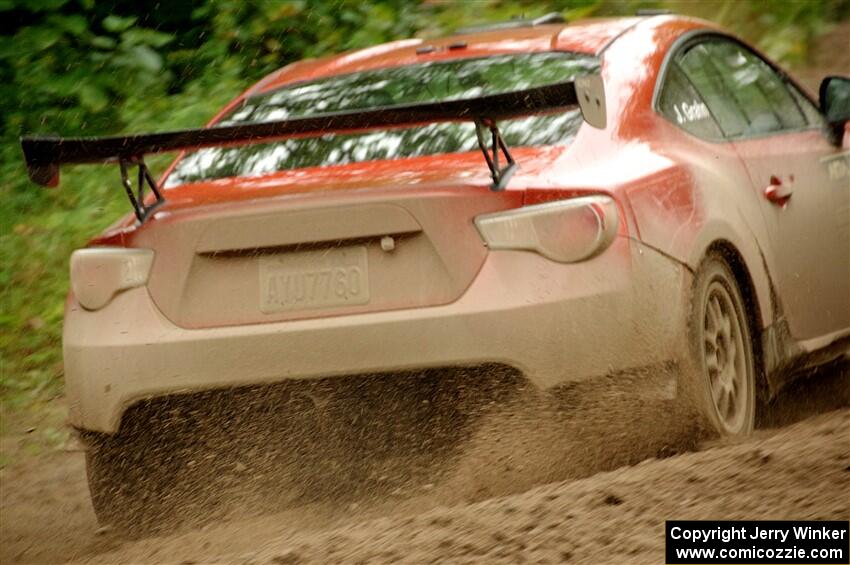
[1,361,848,565]
[160,409,849,565]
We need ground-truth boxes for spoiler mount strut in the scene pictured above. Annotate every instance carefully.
[475,119,516,191]
[21,74,608,223]
[119,157,165,222]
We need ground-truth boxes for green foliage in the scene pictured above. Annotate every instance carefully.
[1,0,848,411]
[667,0,850,67]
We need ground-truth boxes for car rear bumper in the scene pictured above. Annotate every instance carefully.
[64,237,690,433]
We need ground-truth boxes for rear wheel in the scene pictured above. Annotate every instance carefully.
[85,425,298,536]
[85,434,182,536]
[84,404,307,536]
[688,254,757,436]
[83,367,524,535]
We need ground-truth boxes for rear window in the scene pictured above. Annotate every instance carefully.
[165,52,599,186]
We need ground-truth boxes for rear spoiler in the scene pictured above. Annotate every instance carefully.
[21,75,606,222]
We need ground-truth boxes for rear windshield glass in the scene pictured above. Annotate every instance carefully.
[165,52,599,186]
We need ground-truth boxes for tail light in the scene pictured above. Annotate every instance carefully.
[70,248,154,311]
[474,195,619,263]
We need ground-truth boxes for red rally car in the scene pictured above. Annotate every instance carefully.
[22,13,850,528]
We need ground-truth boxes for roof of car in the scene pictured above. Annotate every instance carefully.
[253,17,647,94]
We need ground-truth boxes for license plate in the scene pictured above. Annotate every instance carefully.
[259,246,369,313]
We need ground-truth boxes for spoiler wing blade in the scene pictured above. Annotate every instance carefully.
[20,76,605,221]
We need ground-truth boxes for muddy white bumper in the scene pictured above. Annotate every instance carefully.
[64,237,690,433]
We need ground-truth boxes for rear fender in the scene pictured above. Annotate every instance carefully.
[624,165,774,332]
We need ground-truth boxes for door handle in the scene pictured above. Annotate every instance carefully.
[764,175,792,206]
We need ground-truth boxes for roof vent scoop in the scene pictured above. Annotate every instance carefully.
[531,12,567,25]
[455,12,566,35]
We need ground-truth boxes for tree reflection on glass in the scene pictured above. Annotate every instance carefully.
[167,52,598,186]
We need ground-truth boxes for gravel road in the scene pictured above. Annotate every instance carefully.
[2,361,847,565]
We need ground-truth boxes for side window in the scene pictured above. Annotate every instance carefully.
[788,83,825,126]
[658,63,724,139]
[708,41,806,132]
[675,39,809,138]
[675,43,749,137]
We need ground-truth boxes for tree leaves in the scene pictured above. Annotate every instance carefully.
[102,14,136,33]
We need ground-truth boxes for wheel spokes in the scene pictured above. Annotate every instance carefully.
[716,383,732,419]
[725,335,737,367]
[710,371,725,400]
[702,280,751,434]
[706,353,719,374]
[710,296,724,330]
[721,313,733,341]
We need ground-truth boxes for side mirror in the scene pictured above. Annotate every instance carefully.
[819,76,850,145]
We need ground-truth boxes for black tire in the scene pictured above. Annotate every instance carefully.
[83,367,526,535]
[687,253,757,436]
[84,430,198,536]
[84,406,305,536]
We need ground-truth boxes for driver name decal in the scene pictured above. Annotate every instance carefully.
[673,100,711,124]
